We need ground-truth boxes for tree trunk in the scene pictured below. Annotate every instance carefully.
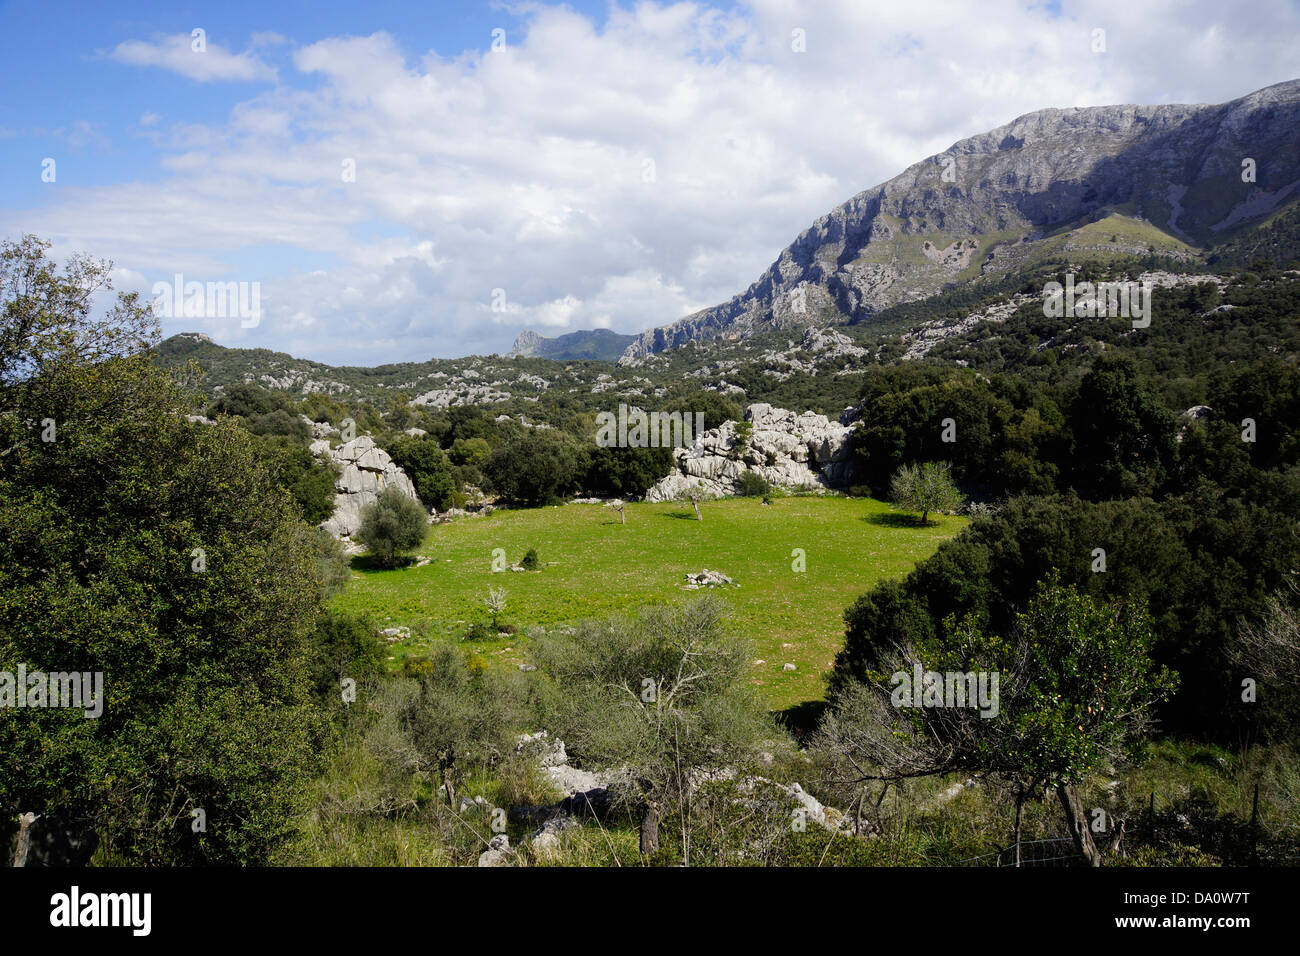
[618,508,625,525]
[1056,782,1102,866]
[921,510,929,525]
[691,498,701,521]
[11,812,38,867]
[639,804,659,856]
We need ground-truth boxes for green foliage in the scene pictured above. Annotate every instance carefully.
[483,430,585,506]
[732,420,753,457]
[520,547,539,570]
[532,596,775,861]
[356,487,428,569]
[1,366,328,863]
[246,407,309,440]
[584,444,673,497]
[735,470,772,497]
[678,391,743,431]
[1067,355,1178,498]
[250,433,338,524]
[209,382,290,419]
[832,493,1300,740]
[305,610,385,708]
[371,645,523,805]
[890,461,964,524]
[388,434,456,511]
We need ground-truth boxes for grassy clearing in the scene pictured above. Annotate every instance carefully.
[332,495,962,710]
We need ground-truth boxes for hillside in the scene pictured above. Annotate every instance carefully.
[619,79,1300,362]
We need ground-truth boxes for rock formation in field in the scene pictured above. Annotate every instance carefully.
[643,402,855,502]
[315,435,421,539]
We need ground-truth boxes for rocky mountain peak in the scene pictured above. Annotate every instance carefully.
[619,79,1300,364]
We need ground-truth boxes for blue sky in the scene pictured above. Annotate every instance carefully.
[2,0,1297,364]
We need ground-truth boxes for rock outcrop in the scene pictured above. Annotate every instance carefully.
[644,402,855,502]
[315,436,421,539]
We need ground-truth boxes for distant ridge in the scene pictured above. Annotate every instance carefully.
[509,327,637,362]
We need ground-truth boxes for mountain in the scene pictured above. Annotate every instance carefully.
[509,328,638,361]
[619,79,1300,363]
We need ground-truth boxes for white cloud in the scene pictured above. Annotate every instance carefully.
[15,0,1300,363]
[107,33,276,83]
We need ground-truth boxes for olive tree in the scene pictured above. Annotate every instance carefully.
[815,578,1177,865]
[531,596,772,863]
[356,486,427,568]
[890,460,964,525]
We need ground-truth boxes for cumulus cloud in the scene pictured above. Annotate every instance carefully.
[16,1,1300,363]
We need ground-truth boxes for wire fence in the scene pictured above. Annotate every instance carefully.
[955,837,1080,867]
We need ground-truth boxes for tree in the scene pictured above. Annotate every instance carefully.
[355,487,427,568]
[735,471,771,497]
[890,461,964,525]
[483,430,584,506]
[816,579,1177,866]
[532,597,771,863]
[1067,355,1177,499]
[388,434,456,511]
[251,433,338,524]
[484,587,507,630]
[585,445,672,498]
[679,391,742,431]
[1235,577,1300,738]
[1,240,331,863]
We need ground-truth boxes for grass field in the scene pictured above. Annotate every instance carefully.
[333,495,963,710]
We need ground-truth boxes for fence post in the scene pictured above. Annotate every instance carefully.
[1250,783,1260,866]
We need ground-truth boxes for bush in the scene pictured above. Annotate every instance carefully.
[305,610,385,707]
[584,445,673,497]
[520,548,539,570]
[388,435,457,511]
[735,471,771,497]
[355,487,427,568]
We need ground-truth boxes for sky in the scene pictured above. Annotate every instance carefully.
[1,0,1298,365]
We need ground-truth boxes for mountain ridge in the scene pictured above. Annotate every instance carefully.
[618,78,1300,364]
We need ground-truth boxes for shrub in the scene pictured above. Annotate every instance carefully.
[355,487,427,569]
[483,431,585,506]
[735,471,772,497]
[387,435,457,511]
[520,547,539,570]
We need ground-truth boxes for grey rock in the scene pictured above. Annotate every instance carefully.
[477,834,512,867]
[318,436,421,540]
[644,402,856,501]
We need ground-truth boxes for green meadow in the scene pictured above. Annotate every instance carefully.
[334,495,962,710]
